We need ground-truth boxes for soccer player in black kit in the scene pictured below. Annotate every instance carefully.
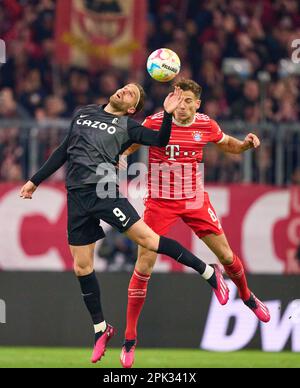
[20,84,228,364]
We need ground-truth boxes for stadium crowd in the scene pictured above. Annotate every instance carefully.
[1,0,300,184]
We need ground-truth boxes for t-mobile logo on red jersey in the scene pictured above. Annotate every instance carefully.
[165,145,180,161]
[165,145,197,161]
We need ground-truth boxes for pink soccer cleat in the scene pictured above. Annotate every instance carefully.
[212,264,229,306]
[244,293,271,323]
[91,324,116,363]
[120,340,137,369]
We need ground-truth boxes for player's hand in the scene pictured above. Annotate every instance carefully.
[117,155,128,170]
[163,86,184,114]
[19,181,37,199]
[243,133,260,150]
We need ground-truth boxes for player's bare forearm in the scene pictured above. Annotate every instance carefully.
[122,144,141,156]
[118,144,141,170]
[217,134,260,154]
[217,136,248,154]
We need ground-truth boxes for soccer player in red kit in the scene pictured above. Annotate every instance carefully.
[120,79,270,368]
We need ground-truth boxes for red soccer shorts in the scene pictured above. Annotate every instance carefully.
[143,192,223,238]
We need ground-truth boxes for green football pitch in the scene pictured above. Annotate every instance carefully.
[0,348,299,368]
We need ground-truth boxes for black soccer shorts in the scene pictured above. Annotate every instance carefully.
[67,185,141,246]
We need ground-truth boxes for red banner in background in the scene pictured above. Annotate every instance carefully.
[0,183,300,274]
[55,0,147,71]
[160,185,300,274]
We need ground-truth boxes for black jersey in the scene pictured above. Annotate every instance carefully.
[30,104,172,191]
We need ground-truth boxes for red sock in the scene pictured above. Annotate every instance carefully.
[125,269,150,341]
[223,254,251,301]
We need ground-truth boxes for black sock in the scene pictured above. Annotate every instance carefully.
[244,294,256,308]
[124,339,136,352]
[78,271,104,326]
[158,236,207,274]
[157,236,216,288]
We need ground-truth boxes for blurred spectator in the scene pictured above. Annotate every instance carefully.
[64,69,93,113]
[0,88,30,119]
[97,229,137,271]
[19,69,46,115]
[0,126,26,182]
[231,80,260,120]
[1,0,300,185]
[44,95,66,118]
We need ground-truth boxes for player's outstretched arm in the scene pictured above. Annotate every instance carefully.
[19,134,69,199]
[217,133,260,154]
[127,87,184,147]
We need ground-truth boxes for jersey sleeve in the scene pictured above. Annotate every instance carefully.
[30,134,69,186]
[127,111,172,147]
[30,111,80,186]
[142,116,155,129]
[210,119,226,144]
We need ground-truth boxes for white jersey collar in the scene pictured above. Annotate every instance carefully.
[172,115,196,127]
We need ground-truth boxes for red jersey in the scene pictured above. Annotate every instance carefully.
[143,111,225,200]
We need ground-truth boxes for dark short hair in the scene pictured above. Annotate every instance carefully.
[173,78,202,99]
[133,83,146,114]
